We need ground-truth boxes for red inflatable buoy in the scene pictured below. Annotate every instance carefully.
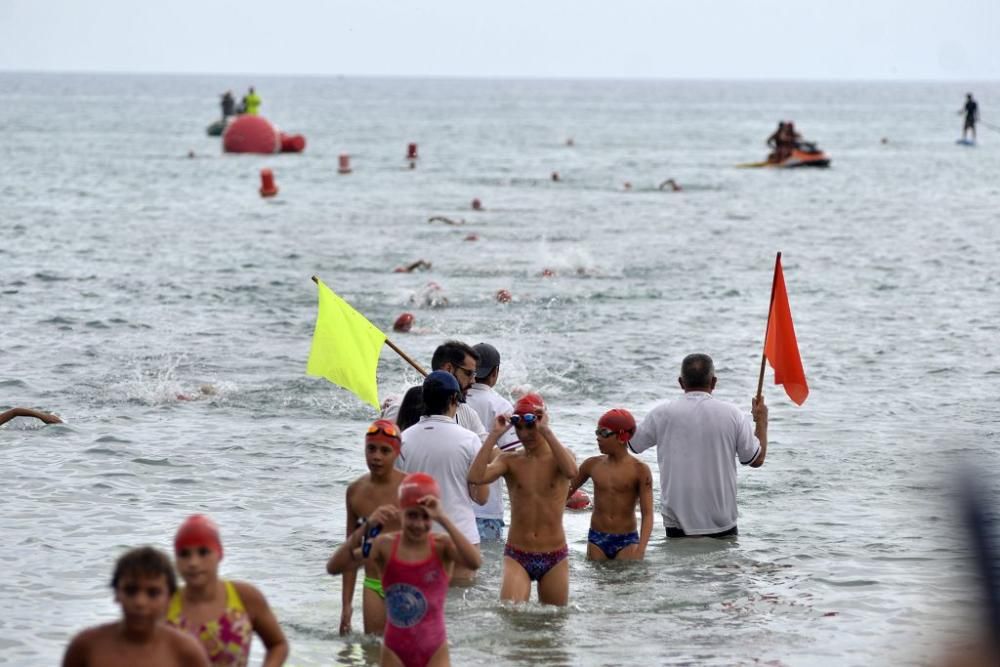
[259,168,278,197]
[566,489,591,510]
[280,133,306,153]
[222,115,280,154]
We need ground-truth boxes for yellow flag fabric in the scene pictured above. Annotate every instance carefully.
[306,280,386,410]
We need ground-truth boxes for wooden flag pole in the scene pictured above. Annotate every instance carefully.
[311,275,428,377]
[755,252,781,402]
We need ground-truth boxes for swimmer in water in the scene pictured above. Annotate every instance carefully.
[328,420,406,636]
[658,179,682,192]
[168,515,289,666]
[327,473,482,666]
[427,216,465,226]
[62,547,209,667]
[393,260,432,273]
[0,407,62,426]
[568,409,653,561]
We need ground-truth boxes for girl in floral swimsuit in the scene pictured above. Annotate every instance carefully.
[168,514,289,667]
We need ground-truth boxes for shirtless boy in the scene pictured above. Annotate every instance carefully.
[568,409,653,561]
[63,546,209,667]
[468,393,578,606]
[330,419,406,635]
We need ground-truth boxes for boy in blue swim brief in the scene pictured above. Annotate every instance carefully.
[568,409,654,560]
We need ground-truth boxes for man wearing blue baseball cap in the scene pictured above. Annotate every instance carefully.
[397,370,490,583]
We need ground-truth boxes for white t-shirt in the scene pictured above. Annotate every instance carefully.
[465,383,519,521]
[630,391,761,535]
[398,415,482,544]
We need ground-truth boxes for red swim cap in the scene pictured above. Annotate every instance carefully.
[598,408,636,442]
[174,514,223,559]
[366,418,402,453]
[513,393,545,415]
[398,472,441,509]
[393,313,414,332]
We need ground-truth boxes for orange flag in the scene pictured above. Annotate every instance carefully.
[764,254,808,405]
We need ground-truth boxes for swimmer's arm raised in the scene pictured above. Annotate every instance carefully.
[425,497,481,571]
[0,407,62,426]
[468,417,510,486]
[537,412,578,479]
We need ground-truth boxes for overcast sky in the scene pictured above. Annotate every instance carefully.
[1,0,997,80]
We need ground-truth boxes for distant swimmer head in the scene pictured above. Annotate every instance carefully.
[471,198,483,210]
[366,418,402,453]
[174,514,223,559]
[597,408,636,442]
[398,472,441,508]
[393,312,415,332]
[495,289,512,303]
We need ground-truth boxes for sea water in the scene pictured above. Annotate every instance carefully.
[1,73,999,666]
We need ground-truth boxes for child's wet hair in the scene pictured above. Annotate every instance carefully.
[110,546,178,595]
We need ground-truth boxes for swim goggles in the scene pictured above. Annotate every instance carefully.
[509,413,538,426]
[595,428,617,438]
[366,424,401,441]
[361,522,382,558]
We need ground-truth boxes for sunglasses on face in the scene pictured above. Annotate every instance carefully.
[595,428,618,439]
[509,413,538,426]
[367,424,400,441]
[453,365,476,378]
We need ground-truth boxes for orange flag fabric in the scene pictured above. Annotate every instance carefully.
[764,255,809,405]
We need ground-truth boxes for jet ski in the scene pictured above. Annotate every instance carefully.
[739,141,831,168]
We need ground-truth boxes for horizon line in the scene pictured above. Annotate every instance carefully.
[1,68,997,84]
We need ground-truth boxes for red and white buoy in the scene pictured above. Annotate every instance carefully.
[259,168,278,197]
[338,154,352,174]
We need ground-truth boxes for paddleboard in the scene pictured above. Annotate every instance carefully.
[956,138,976,146]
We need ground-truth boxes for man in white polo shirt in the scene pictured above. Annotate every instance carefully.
[466,343,520,542]
[398,370,489,582]
[630,353,768,538]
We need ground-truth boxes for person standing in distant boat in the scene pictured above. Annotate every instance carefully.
[220,91,235,119]
[244,87,261,116]
[961,93,979,142]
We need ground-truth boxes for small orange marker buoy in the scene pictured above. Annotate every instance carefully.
[496,289,512,303]
[259,168,278,197]
[338,154,352,174]
[464,233,479,242]
[471,198,482,210]
[393,313,415,333]
[407,143,419,160]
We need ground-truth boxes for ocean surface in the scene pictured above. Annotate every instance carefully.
[2,73,999,666]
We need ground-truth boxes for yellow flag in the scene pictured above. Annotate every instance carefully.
[306,279,386,410]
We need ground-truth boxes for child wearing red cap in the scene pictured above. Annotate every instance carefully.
[468,393,579,606]
[327,472,481,667]
[62,546,209,667]
[328,418,406,636]
[568,409,654,560]
[168,514,288,667]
